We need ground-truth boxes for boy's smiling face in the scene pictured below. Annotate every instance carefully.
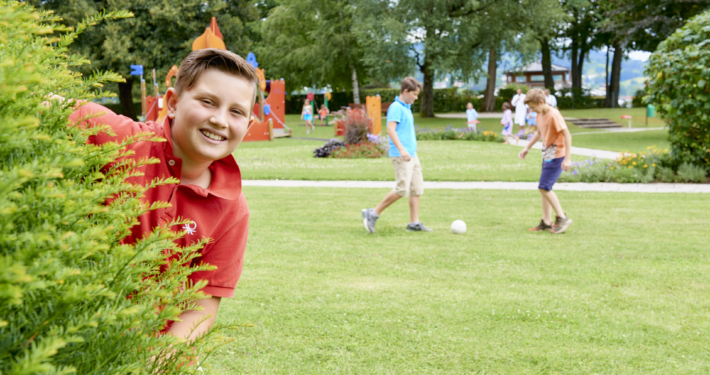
[166,69,254,165]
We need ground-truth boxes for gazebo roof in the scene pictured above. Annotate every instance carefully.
[504,61,570,74]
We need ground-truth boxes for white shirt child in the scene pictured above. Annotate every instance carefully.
[546,94,557,107]
[466,108,479,132]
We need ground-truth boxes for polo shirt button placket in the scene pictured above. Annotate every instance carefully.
[168,159,176,166]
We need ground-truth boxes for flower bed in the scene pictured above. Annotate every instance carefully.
[416,126,504,142]
[560,146,708,183]
[313,134,389,159]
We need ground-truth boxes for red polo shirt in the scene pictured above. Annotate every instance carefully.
[70,102,248,298]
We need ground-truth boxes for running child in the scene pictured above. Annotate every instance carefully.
[465,102,478,132]
[302,99,314,134]
[501,102,519,144]
[68,48,257,340]
[518,88,573,234]
[318,104,330,126]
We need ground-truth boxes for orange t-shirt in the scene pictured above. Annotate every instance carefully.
[536,107,568,159]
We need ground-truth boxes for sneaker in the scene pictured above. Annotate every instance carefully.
[406,222,433,232]
[528,219,552,232]
[362,208,378,233]
[551,217,573,234]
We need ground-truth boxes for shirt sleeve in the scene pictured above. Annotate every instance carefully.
[386,103,403,124]
[188,209,249,298]
[68,102,145,146]
[551,110,568,132]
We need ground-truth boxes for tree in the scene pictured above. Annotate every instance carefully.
[31,0,258,119]
[257,0,368,103]
[562,0,606,93]
[477,0,564,112]
[357,0,563,115]
[600,0,710,108]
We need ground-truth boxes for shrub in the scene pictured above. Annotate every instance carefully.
[646,10,710,171]
[416,127,503,143]
[560,146,706,183]
[314,139,346,158]
[336,108,372,145]
[677,162,707,183]
[0,2,228,374]
[330,141,384,158]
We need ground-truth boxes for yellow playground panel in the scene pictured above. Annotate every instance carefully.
[366,95,382,135]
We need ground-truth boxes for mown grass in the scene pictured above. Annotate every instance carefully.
[234,139,585,182]
[209,187,710,374]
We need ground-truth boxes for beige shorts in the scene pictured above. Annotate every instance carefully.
[392,155,424,197]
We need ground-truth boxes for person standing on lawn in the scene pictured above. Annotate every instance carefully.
[518,88,573,234]
[466,102,479,132]
[362,77,432,233]
[512,88,527,129]
[545,89,557,108]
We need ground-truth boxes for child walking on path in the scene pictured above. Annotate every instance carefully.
[466,102,478,132]
[501,102,519,144]
[302,99,314,133]
[518,88,573,234]
[362,77,432,234]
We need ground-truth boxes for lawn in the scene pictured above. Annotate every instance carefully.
[208,187,710,374]
[281,108,668,155]
[234,139,585,182]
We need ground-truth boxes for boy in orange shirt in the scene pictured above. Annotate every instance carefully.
[69,48,258,340]
[518,88,573,234]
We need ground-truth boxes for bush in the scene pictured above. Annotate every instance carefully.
[329,141,384,158]
[632,88,647,108]
[0,2,227,373]
[416,127,503,142]
[646,10,710,171]
[337,108,372,144]
[313,139,346,158]
[560,146,707,183]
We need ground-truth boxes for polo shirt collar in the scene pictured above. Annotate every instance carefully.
[160,117,242,201]
[395,95,411,109]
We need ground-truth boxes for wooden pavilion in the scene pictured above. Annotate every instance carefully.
[504,61,570,88]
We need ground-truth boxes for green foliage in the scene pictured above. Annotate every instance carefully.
[416,129,503,143]
[560,146,707,183]
[257,0,367,93]
[645,10,710,170]
[0,2,229,373]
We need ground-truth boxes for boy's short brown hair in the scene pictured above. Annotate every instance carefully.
[174,48,259,105]
[524,88,547,105]
[400,77,422,93]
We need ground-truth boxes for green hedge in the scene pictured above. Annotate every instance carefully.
[646,10,710,170]
[0,2,227,373]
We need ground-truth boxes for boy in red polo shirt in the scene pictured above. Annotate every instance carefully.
[69,48,257,341]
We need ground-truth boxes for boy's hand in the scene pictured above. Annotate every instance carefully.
[400,150,411,162]
[518,149,529,159]
[562,158,572,171]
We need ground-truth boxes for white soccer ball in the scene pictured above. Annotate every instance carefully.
[451,220,467,234]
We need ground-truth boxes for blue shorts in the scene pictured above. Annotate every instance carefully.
[303,114,313,121]
[539,156,564,191]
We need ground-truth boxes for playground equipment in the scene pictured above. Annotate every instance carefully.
[621,114,632,128]
[365,95,382,135]
[139,17,289,141]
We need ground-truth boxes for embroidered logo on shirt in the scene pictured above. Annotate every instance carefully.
[183,221,197,235]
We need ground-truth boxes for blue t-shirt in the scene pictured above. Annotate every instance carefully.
[387,96,416,157]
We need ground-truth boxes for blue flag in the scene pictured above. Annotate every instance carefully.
[130,65,143,76]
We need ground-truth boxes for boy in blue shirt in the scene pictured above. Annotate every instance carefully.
[362,77,432,233]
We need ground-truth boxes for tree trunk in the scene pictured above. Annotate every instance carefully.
[118,78,137,120]
[607,42,623,108]
[578,48,586,89]
[419,62,434,117]
[570,18,581,92]
[541,39,554,90]
[351,66,360,104]
[482,46,497,112]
